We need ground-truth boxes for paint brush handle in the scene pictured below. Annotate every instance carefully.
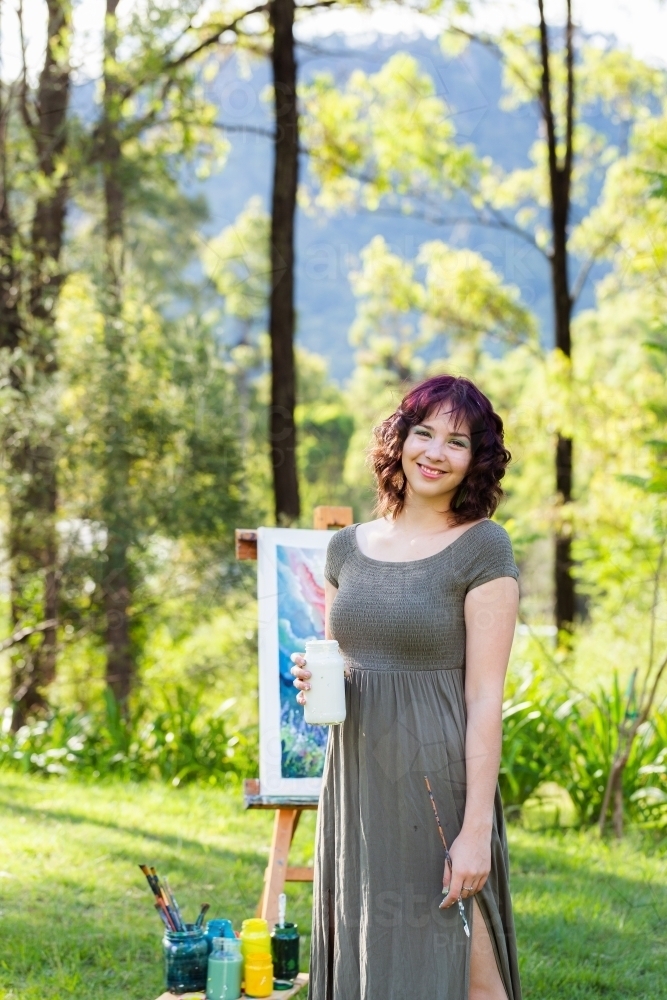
[156,895,178,931]
[152,871,181,931]
[195,903,210,928]
[140,865,178,931]
[424,776,470,937]
[140,865,160,898]
[159,888,180,931]
[163,877,184,931]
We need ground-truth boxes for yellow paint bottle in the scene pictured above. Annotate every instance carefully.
[243,952,273,998]
[240,918,271,961]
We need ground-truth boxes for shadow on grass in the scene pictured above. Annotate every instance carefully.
[510,836,667,998]
[0,791,268,868]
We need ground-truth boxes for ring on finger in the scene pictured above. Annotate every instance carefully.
[462,884,475,894]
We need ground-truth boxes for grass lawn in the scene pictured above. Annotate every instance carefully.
[0,773,666,999]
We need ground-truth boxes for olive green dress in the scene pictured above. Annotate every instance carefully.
[308,519,521,1000]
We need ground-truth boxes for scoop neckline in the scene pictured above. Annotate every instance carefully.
[350,518,489,566]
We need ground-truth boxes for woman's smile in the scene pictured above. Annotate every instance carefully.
[401,405,473,503]
[417,462,448,480]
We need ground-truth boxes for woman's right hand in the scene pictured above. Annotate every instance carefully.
[290,653,311,706]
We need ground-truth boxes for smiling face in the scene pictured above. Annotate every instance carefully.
[400,402,473,511]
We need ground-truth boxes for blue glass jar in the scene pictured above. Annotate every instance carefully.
[163,925,208,993]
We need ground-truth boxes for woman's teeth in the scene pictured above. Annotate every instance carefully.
[418,464,445,478]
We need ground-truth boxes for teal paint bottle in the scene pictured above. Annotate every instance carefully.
[206,937,243,1000]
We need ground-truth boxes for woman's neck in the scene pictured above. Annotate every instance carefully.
[395,492,456,535]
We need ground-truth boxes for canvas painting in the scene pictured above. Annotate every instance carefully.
[257,527,334,798]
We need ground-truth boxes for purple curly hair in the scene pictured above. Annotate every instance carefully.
[369,374,511,524]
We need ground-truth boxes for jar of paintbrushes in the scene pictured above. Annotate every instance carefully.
[163,925,208,993]
[139,864,211,994]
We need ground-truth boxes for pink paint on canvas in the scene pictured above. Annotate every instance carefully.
[287,549,325,634]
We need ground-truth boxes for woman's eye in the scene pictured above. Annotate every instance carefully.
[451,440,468,448]
[413,428,430,437]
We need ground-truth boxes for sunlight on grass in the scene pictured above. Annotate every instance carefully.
[0,773,665,1000]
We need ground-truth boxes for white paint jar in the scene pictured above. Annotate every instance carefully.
[302,639,347,726]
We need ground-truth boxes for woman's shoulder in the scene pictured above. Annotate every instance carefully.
[470,518,513,545]
[455,518,519,590]
[326,523,358,551]
[324,524,358,587]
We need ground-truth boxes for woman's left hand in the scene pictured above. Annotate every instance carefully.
[440,828,491,906]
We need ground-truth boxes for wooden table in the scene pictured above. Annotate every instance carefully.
[155,972,309,999]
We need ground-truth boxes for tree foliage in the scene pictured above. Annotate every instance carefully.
[1,1,667,834]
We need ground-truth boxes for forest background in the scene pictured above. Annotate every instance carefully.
[1,0,667,845]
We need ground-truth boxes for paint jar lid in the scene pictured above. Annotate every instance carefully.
[242,918,269,934]
[272,921,299,938]
[207,918,235,938]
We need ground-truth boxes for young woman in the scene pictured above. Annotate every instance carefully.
[291,374,521,1000]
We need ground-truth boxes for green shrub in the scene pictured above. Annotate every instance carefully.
[551,680,667,828]
[2,673,666,830]
[499,671,667,829]
[0,686,258,785]
[499,679,566,814]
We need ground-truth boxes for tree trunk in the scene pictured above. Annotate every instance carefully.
[537,0,576,631]
[598,751,629,839]
[612,779,624,839]
[268,0,300,524]
[103,541,134,704]
[552,179,575,628]
[3,0,71,727]
[99,0,135,707]
[555,433,575,626]
[8,450,59,728]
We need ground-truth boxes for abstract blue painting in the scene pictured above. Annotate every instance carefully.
[276,544,329,778]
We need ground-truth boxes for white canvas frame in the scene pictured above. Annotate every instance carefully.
[257,526,334,798]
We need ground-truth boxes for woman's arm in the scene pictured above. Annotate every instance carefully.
[441,574,519,905]
[291,580,339,703]
[324,580,337,639]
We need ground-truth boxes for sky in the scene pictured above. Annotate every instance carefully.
[2,0,667,83]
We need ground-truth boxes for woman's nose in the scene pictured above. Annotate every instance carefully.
[424,441,447,461]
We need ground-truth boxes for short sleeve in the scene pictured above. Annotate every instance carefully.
[465,522,519,594]
[324,525,355,588]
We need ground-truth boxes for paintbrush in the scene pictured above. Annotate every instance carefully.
[140,863,162,905]
[150,867,182,931]
[163,876,184,931]
[140,864,165,902]
[156,871,183,931]
[140,864,178,931]
[195,903,210,928]
[423,775,470,938]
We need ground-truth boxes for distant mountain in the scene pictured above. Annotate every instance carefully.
[67,33,611,379]
[195,30,617,379]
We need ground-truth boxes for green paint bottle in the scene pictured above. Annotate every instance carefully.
[271,923,300,989]
[206,937,242,1000]
[271,893,299,989]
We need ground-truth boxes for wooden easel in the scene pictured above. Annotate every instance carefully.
[235,505,353,927]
